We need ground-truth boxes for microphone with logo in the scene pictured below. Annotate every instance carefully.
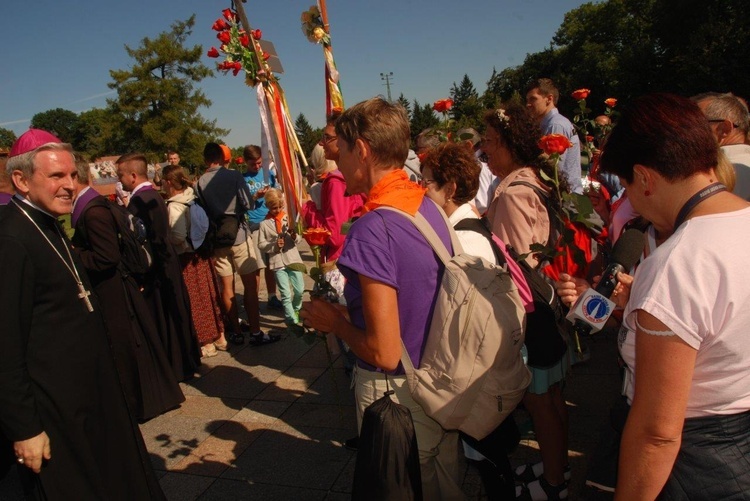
[566,228,646,334]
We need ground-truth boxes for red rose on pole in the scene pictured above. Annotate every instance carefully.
[207,47,220,58]
[252,29,262,40]
[571,88,591,101]
[604,98,617,108]
[239,34,250,47]
[222,8,237,22]
[538,134,573,155]
[212,19,229,31]
[433,98,453,113]
[262,52,270,61]
[585,135,594,143]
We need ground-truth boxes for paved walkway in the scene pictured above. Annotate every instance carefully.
[0,243,622,500]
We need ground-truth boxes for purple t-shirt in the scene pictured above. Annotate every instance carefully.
[337,198,452,374]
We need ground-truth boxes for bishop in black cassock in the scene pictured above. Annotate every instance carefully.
[0,135,164,500]
[71,177,185,422]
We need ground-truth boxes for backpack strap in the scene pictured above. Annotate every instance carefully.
[375,200,463,376]
[453,217,507,267]
[375,199,463,267]
[508,180,549,204]
[508,180,556,248]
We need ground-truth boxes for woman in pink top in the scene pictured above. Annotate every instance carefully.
[301,111,365,262]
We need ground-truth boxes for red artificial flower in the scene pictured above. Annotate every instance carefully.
[222,8,237,22]
[604,98,617,108]
[207,47,220,58]
[302,228,331,247]
[571,88,591,101]
[212,18,229,32]
[234,157,244,164]
[262,52,270,61]
[252,29,262,40]
[433,98,453,113]
[585,135,594,143]
[239,34,250,47]
[217,31,231,44]
[217,61,233,71]
[232,61,243,76]
[538,134,573,155]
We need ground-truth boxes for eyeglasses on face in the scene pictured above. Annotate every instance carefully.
[421,178,437,187]
[708,119,740,128]
[322,134,337,143]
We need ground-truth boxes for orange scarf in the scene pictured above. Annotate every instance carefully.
[266,210,286,234]
[362,169,425,216]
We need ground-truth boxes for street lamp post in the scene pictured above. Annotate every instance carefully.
[380,72,394,102]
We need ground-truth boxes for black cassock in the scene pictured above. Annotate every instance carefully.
[128,187,200,382]
[72,193,185,421]
[0,200,165,500]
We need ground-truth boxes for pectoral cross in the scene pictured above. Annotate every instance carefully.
[77,282,94,313]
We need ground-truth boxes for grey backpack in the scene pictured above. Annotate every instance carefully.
[379,204,531,440]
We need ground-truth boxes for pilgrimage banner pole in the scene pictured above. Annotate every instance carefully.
[210,2,308,222]
[301,3,344,115]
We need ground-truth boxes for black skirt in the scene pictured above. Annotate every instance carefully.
[660,409,750,500]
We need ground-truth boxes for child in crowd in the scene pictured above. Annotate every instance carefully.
[257,189,305,327]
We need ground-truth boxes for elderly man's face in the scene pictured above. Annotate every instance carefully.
[14,150,77,216]
[167,153,180,166]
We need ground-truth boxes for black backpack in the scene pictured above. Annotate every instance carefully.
[190,197,218,258]
[352,388,423,501]
[83,198,154,278]
[454,217,568,368]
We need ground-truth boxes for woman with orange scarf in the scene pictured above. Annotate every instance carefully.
[300,98,464,499]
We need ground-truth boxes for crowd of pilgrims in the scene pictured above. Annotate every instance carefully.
[1,82,750,500]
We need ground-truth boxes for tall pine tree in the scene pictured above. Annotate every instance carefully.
[106,15,227,167]
[409,100,440,147]
[294,113,323,159]
[449,74,484,127]
[396,93,411,120]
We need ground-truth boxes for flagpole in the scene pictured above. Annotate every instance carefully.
[319,0,330,33]
[225,1,308,221]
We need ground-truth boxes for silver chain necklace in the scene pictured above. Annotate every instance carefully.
[12,199,94,313]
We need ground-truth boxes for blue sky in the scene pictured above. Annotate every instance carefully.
[1,0,590,149]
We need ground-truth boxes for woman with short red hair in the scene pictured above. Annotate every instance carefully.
[601,93,750,499]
